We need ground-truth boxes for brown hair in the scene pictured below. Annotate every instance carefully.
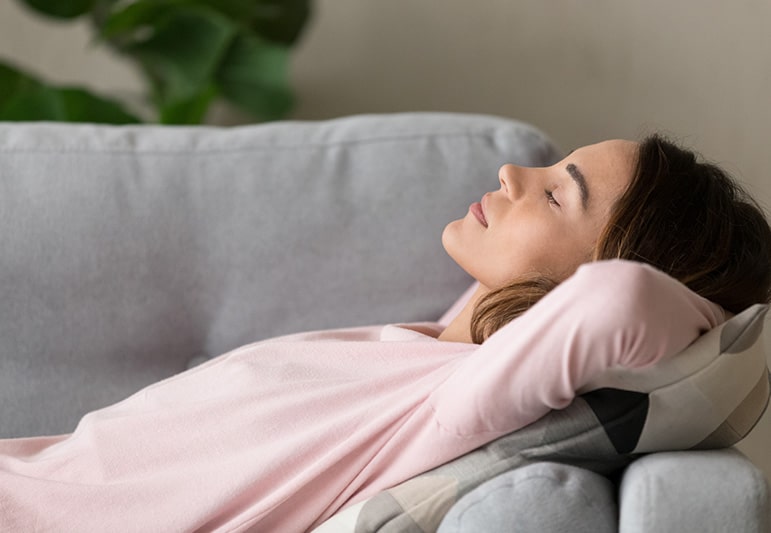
[471,134,771,344]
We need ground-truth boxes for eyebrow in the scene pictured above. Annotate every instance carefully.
[566,163,589,210]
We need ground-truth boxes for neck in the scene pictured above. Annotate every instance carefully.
[437,285,489,344]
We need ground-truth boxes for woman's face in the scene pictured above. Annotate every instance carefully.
[442,139,638,290]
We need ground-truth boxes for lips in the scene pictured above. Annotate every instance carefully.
[470,200,488,228]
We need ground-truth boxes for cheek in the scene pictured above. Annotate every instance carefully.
[462,227,538,288]
[491,223,588,283]
[539,226,599,280]
[441,218,500,285]
[442,215,594,288]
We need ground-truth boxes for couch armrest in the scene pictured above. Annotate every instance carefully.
[619,449,770,533]
[438,462,617,533]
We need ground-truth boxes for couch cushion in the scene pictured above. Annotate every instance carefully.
[0,112,560,437]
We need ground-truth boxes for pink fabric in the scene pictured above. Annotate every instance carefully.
[0,261,723,532]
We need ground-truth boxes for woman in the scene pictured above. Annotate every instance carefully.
[1,135,769,532]
[441,135,771,344]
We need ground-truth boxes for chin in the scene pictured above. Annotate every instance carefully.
[442,218,470,257]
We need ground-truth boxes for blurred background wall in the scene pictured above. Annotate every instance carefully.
[1,0,769,475]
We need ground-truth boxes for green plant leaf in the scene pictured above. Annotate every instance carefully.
[126,6,237,110]
[21,0,96,19]
[0,61,69,120]
[215,32,293,121]
[98,1,254,44]
[98,0,184,43]
[0,61,38,105]
[195,0,312,45]
[0,86,61,121]
[158,84,217,125]
[57,88,142,123]
[0,61,140,123]
[100,0,311,47]
[10,0,310,124]
[249,0,312,46]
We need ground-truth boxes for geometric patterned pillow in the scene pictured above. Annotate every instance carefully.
[583,303,769,454]
[313,304,769,533]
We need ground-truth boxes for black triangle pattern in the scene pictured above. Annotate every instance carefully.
[580,388,650,454]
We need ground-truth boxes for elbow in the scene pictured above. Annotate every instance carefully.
[572,259,722,365]
[569,260,671,339]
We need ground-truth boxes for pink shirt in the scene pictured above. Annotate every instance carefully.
[0,261,723,531]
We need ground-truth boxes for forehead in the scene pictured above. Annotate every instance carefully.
[578,139,638,197]
[581,139,638,169]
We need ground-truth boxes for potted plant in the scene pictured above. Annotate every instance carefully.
[0,0,312,124]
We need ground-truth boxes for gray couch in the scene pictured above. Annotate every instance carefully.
[1,112,768,532]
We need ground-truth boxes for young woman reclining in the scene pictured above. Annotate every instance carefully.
[1,134,769,532]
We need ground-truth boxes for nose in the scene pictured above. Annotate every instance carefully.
[498,164,520,199]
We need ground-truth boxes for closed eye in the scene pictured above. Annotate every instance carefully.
[545,189,560,207]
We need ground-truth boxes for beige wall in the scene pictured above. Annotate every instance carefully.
[2,1,770,476]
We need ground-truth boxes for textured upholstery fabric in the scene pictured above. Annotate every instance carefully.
[619,449,771,533]
[0,113,560,438]
[438,462,617,533]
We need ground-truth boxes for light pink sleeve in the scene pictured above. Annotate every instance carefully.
[429,259,725,437]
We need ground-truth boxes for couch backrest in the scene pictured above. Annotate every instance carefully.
[0,112,560,437]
